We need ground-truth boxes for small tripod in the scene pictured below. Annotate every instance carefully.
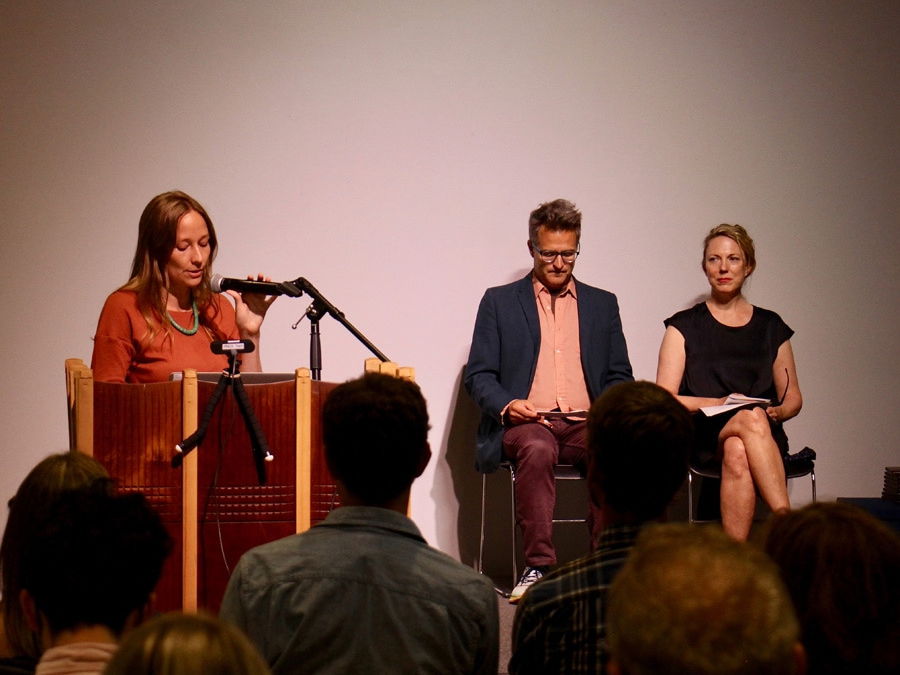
[172,342,273,485]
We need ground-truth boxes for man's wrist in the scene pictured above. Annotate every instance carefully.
[500,400,516,425]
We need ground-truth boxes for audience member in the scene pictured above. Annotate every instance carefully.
[607,522,805,675]
[510,381,693,674]
[764,502,900,675]
[0,452,110,671]
[104,611,270,675]
[20,489,171,675]
[220,373,499,674]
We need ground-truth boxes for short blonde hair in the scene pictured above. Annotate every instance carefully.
[702,223,756,274]
[105,612,271,675]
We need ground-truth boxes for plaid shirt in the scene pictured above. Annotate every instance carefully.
[509,524,642,675]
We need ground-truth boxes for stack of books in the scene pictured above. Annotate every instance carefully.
[883,467,900,503]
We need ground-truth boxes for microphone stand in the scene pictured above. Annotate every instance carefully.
[172,351,274,485]
[291,277,389,381]
[305,299,324,381]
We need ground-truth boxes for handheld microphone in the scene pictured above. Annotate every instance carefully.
[211,339,255,354]
[210,274,302,297]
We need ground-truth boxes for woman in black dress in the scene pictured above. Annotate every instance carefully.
[656,224,802,539]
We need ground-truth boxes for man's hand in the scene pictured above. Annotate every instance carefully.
[506,399,544,426]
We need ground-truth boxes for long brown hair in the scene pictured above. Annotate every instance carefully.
[121,191,225,348]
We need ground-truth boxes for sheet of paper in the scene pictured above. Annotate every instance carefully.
[700,395,770,417]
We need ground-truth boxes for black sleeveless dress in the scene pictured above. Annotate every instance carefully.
[664,302,793,470]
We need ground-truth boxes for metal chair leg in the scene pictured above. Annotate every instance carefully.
[508,464,517,588]
[477,472,486,574]
[480,462,594,592]
[687,470,695,524]
[477,466,515,597]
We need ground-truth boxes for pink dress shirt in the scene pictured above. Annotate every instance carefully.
[526,277,590,413]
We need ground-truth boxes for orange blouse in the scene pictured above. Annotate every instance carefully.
[91,290,238,383]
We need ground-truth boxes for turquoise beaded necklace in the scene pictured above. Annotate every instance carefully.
[166,301,199,335]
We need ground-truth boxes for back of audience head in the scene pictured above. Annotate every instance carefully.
[764,502,900,675]
[104,611,271,675]
[20,488,171,644]
[587,381,693,522]
[322,373,430,507]
[607,522,804,675]
[0,451,110,659]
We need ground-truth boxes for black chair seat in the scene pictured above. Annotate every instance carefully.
[784,446,816,477]
[688,447,816,524]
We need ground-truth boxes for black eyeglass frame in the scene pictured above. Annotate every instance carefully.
[529,241,580,263]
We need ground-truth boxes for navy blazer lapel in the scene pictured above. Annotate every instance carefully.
[515,275,541,347]
[574,278,592,338]
[575,278,599,389]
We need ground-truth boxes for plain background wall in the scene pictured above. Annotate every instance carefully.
[1,1,897,559]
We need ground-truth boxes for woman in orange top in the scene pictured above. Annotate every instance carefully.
[91,191,276,383]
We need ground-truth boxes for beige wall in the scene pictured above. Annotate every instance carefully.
[1,1,897,556]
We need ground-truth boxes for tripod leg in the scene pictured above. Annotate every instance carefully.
[173,372,230,467]
[231,376,273,485]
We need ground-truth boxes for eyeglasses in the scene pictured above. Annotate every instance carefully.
[530,243,580,263]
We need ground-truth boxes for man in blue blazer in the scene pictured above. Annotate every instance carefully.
[464,199,632,601]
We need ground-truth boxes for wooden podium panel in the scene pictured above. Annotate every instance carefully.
[195,376,298,611]
[308,380,342,526]
[88,378,187,613]
[65,358,414,612]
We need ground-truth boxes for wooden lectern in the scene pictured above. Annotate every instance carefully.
[64,358,414,612]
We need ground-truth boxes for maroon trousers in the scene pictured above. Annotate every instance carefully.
[502,418,600,567]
